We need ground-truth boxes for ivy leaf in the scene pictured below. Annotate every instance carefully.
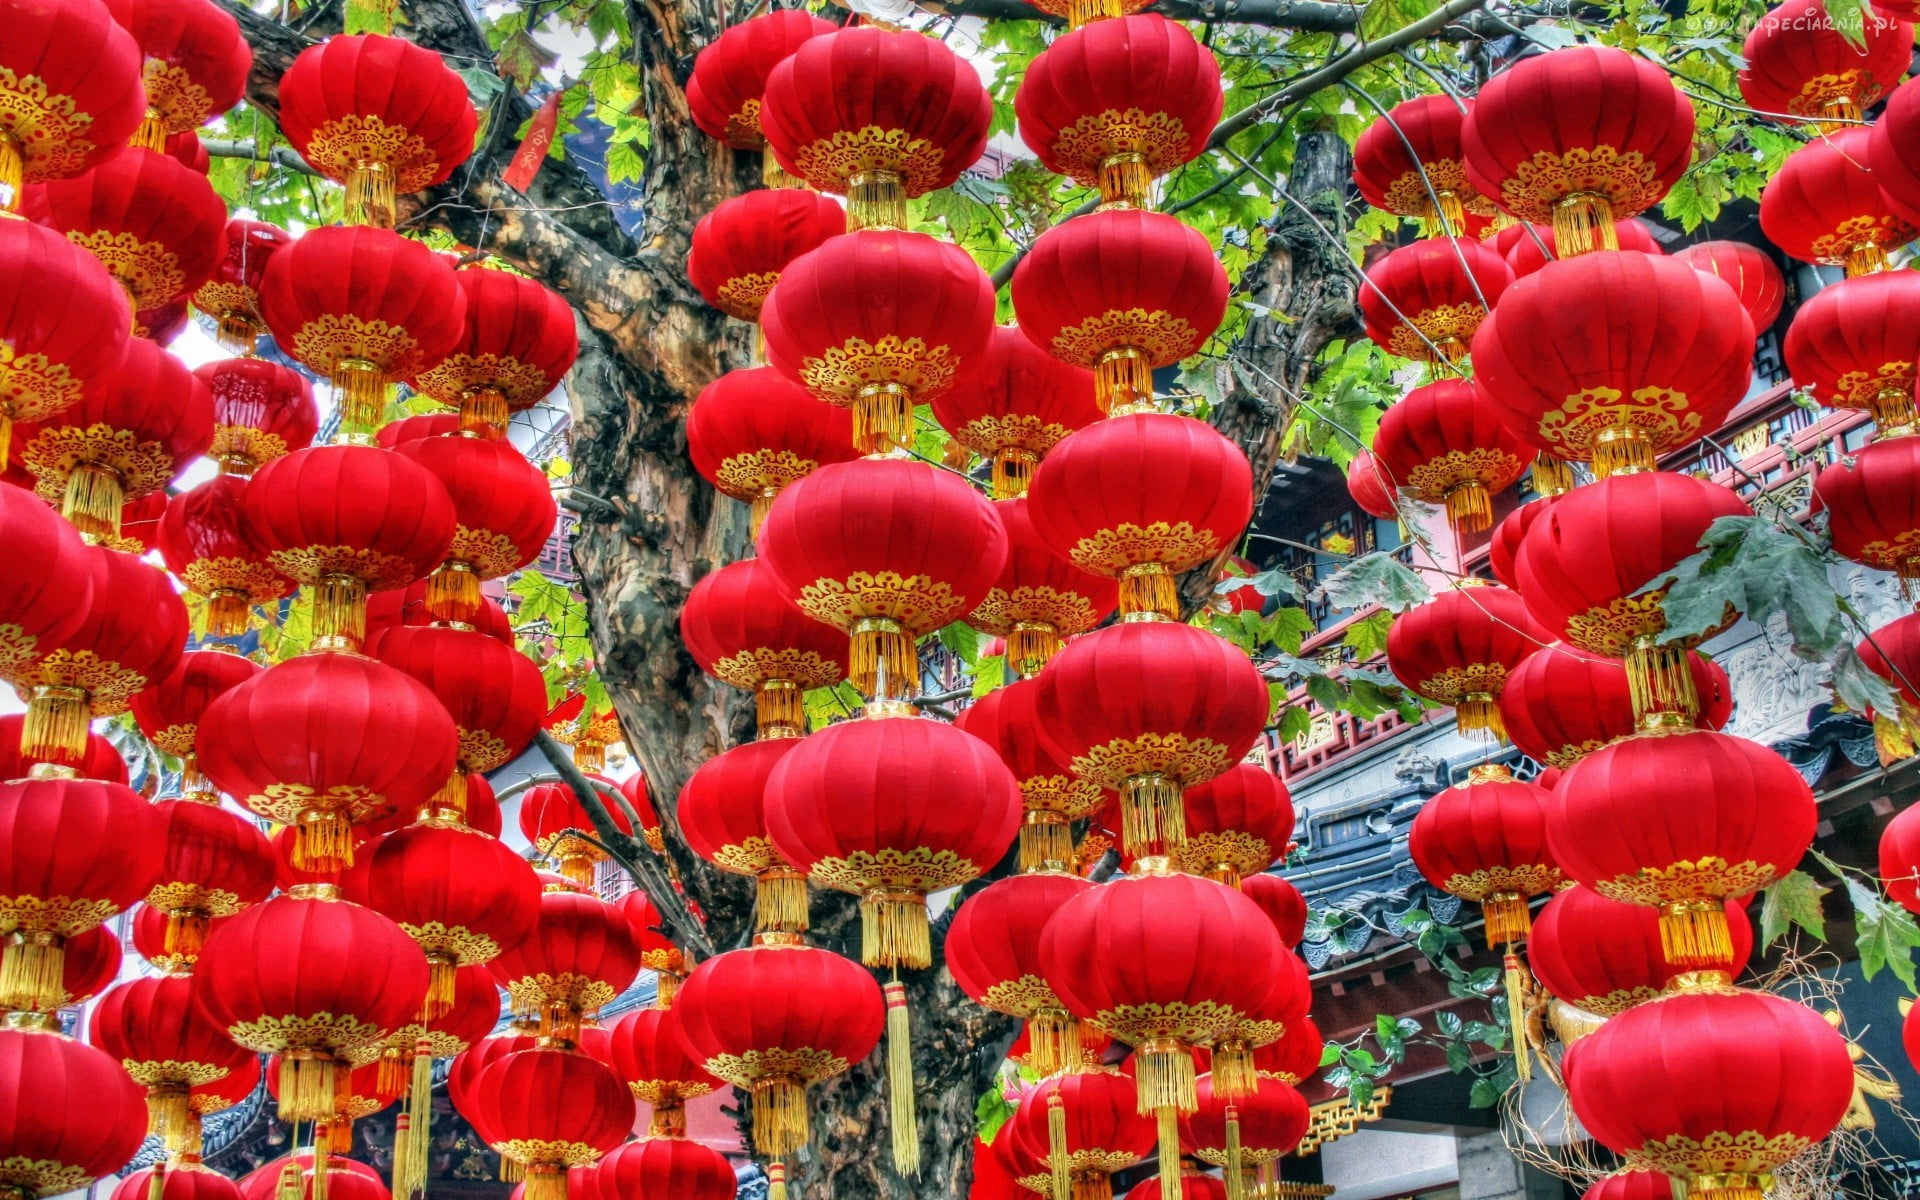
[1467,1075,1506,1108]
[1304,673,1347,715]
[1319,1043,1342,1067]
[1316,552,1431,614]
[1343,609,1395,661]
[343,0,393,35]
[1276,703,1313,743]
[1760,868,1831,947]
[1652,516,1846,657]
[1349,1076,1375,1108]
[1265,607,1320,656]
[1433,1010,1464,1038]
[975,1086,1016,1144]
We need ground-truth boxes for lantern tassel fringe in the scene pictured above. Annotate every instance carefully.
[852,384,913,458]
[1443,482,1493,537]
[1096,153,1151,209]
[1119,774,1187,863]
[755,682,805,741]
[1156,1108,1182,1200]
[424,565,481,626]
[1870,385,1919,436]
[845,170,907,232]
[0,134,21,214]
[1529,455,1574,497]
[883,980,921,1177]
[1211,1044,1257,1099]
[63,461,126,541]
[1118,565,1179,622]
[1046,1090,1071,1200]
[22,686,88,765]
[0,933,64,1013]
[749,1078,809,1159]
[1591,427,1656,479]
[330,359,393,441]
[1626,638,1700,728]
[345,163,399,229]
[1454,698,1505,743]
[1660,902,1735,972]
[648,1101,688,1139]
[766,1163,787,1200]
[312,575,370,651]
[215,313,260,354]
[134,109,168,151]
[1481,894,1531,949]
[1549,193,1619,258]
[275,1162,303,1200]
[277,1056,338,1125]
[458,386,510,439]
[755,867,810,936]
[1225,1109,1247,1200]
[993,448,1039,500]
[1019,812,1075,875]
[1094,349,1153,416]
[1008,623,1063,679]
[148,1085,192,1147]
[1027,1009,1082,1078]
[524,1166,567,1200]
[1502,951,1531,1084]
[1690,1174,1766,1200]
[403,1042,433,1200]
[850,620,916,706]
[293,811,355,873]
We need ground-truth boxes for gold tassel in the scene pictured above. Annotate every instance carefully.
[1626,636,1700,727]
[133,109,167,151]
[523,1165,567,1200]
[275,1162,303,1200]
[61,461,126,540]
[215,312,261,354]
[1255,1162,1277,1200]
[862,889,931,970]
[1443,482,1493,538]
[1155,1108,1182,1200]
[749,1077,810,1158]
[206,590,253,638]
[458,386,510,440]
[755,680,806,740]
[1027,1009,1082,1078]
[148,1083,192,1146]
[1008,623,1064,679]
[755,865,810,935]
[181,1114,207,1162]
[1064,0,1121,25]
[648,1101,688,1139]
[422,957,459,1020]
[655,970,682,1009]
[1846,244,1890,278]
[427,773,468,824]
[163,911,212,960]
[1502,951,1531,1084]
[1118,564,1178,622]
[557,850,599,889]
[1073,1178,1115,1200]
[377,1045,410,1098]
[1591,426,1656,479]
[1096,153,1151,209]
[181,753,218,803]
[1225,1107,1247,1200]
[1094,349,1153,416]
[1453,697,1505,744]
[313,1125,332,1200]
[0,930,64,1012]
[850,617,916,704]
[278,1053,339,1124]
[1549,193,1618,258]
[330,359,391,441]
[311,574,369,651]
[293,810,356,873]
[0,132,22,213]
[993,448,1039,500]
[402,1038,434,1200]
[424,563,481,625]
[763,151,807,189]
[1134,1041,1198,1115]
[1425,190,1468,239]
[884,981,920,1176]
[1690,1174,1765,1200]
[1210,1043,1258,1100]
[1659,901,1734,972]
[1528,454,1574,497]
[22,685,88,765]
[1019,811,1075,874]
[1481,893,1531,949]
[574,740,607,774]
[1870,384,1920,436]
[498,1158,524,1184]
[750,488,781,540]
[1119,774,1186,862]
[345,163,399,229]
[845,170,907,231]
[1046,1090,1071,1200]
[852,383,913,457]
[147,1162,168,1200]
[766,1163,788,1200]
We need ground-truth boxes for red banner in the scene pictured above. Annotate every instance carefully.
[503,91,562,192]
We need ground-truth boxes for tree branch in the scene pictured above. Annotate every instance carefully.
[940,0,1529,34]
[201,137,320,175]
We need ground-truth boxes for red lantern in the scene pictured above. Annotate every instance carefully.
[1670,241,1786,331]
[759,457,1008,701]
[1241,874,1306,950]
[138,793,275,965]
[1472,251,1752,477]
[15,546,186,767]
[1783,270,1920,435]
[761,230,996,455]
[672,940,884,1158]
[197,650,459,870]
[237,1158,384,1200]
[1359,237,1512,365]
[1011,209,1228,414]
[0,209,135,465]
[616,889,686,1002]
[1000,1070,1154,1200]
[1244,1014,1321,1086]
[685,368,858,536]
[1040,872,1285,1200]
[192,220,294,351]
[1550,730,1815,970]
[101,0,249,149]
[1372,379,1531,538]
[0,0,147,208]
[1499,642,1732,769]
[1015,14,1222,207]
[257,226,466,437]
[1530,885,1752,1016]
[391,433,556,622]
[686,9,835,152]
[90,974,255,1146]
[448,1023,540,1125]
[678,739,809,935]
[1352,93,1495,233]
[1565,989,1852,1200]
[129,903,226,976]
[107,487,167,554]
[1410,764,1561,948]
[956,677,1111,874]
[15,335,212,540]
[368,580,514,646]
[0,481,95,703]
[1036,621,1268,861]
[156,475,290,638]
[1740,0,1912,131]
[1515,472,1751,724]
[410,267,579,438]
[760,27,990,230]
[1179,1074,1309,1187]
[488,888,641,1040]
[0,714,125,784]
[1760,129,1915,276]
[1497,219,1661,279]
[688,190,846,322]
[679,557,848,739]
[1172,765,1294,886]
[1816,436,1920,593]
[596,1137,736,1200]
[1386,583,1546,741]
[277,34,477,226]
[45,922,118,1003]
[193,892,429,1122]
[517,778,634,889]
[1583,1173,1686,1200]
[0,1027,148,1198]
[1026,414,1251,621]
[467,1046,633,1200]
[1345,449,1399,521]
[947,871,1095,1076]
[371,622,547,806]
[971,497,1120,674]
[932,325,1104,500]
[1872,76,1920,228]
[1463,45,1694,255]
[114,1163,243,1200]
[193,355,317,475]
[241,444,457,648]
[604,1006,719,1139]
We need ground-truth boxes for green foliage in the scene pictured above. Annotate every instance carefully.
[1812,850,1920,988]
[1760,868,1832,947]
[975,1083,1016,1144]
[1206,605,1319,656]
[1282,340,1395,467]
[1316,552,1431,614]
[1342,609,1396,662]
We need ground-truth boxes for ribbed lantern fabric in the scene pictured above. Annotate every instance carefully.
[466,1046,632,1200]
[1816,435,1920,593]
[114,1162,245,1200]
[767,714,1019,968]
[1582,1172,1685,1200]
[1172,765,1294,886]
[1346,448,1400,521]
[0,479,95,699]
[277,34,477,226]
[57,927,122,1004]
[0,1027,148,1198]
[241,444,457,648]
[760,27,990,230]
[1358,237,1511,365]
[1759,129,1915,276]
[955,676,1111,873]
[101,0,249,149]
[1515,472,1751,724]
[1179,1073,1310,1178]
[192,354,318,474]
[1352,93,1493,233]
[999,1069,1153,1200]
[1471,251,1752,478]
[1498,219,1661,279]
[604,1007,718,1138]
[516,779,634,888]
[410,267,578,438]
[688,190,846,322]
[1498,642,1731,769]
[1564,990,1853,1200]
[236,1157,384,1200]
[192,220,293,351]
[1372,378,1531,538]
[761,229,996,455]
[685,368,858,536]
[1784,270,1920,435]
[1670,241,1786,331]
[1386,583,1546,741]
[596,1137,737,1200]
[0,777,162,1011]
[22,146,227,323]
[1241,873,1307,950]
[672,941,884,1158]
[1040,872,1285,1200]
[1549,730,1814,971]
[679,557,848,739]
[686,9,836,151]
[90,974,254,1147]
[677,739,808,934]
[1880,801,1920,911]
[0,714,125,785]
[1027,414,1252,620]
[1410,766,1560,948]
[15,334,212,540]
[157,475,290,638]
[1035,621,1270,861]
[257,227,466,438]
[931,325,1103,500]
[1529,885,1752,1016]
[1859,613,1920,758]
[196,651,459,870]
[487,889,640,1039]
[758,457,1008,701]
[1462,45,1695,255]
[0,218,133,468]
[138,793,275,963]
[392,431,557,622]
[1739,0,1911,130]
[1014,14,1222,207]
[947,871,1093,1075]
[615,889,684,996]
[0,0,147,208]
[1872,77,1920,229]
[970,497,1119,675]
[1011,209,1228,414]
[369,623,546,784]
[193,893,429,1123]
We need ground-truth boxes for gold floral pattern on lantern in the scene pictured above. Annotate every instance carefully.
[20,423,174,505]
[955,413,1078,459]
[1385,302,1486,363]
[808,847,980,896]
[1066,520,1220,577]
[981,973,1068,1018]
[120,1057,233,1088]
[1442,863,1564,904]
[414,352,557,410]
[1534,387,1703,460]
[1069,732,1233,791]
[456,728,512,774]
[145,882,246,918]
[1787,69,1884,118]
[1047,308,1201,369]
[444,527,526,582]
[969,584,1101,639]
[1805,213,1913,265]
[1404,448,1527,506]
[1414,663,1511,706]
[790,126,948,196]
[712,450,821,504]
[1046,108,1194,181]
[140,61,212,134]
[0,894,118,935]
[699,1046,851,1087]
[794,571,964,635]
[182,557,291,608]
[1171,829,1282,880]
[493,1139,606,1169]
[1496,146,1663,222]
[0,343,82,423]
[192,281,261,333]
[300,115,440,193]
[1627,1129,1814,1178]
[1564,984,1660,1018]
[1592,856,1779,906]
[66,230,184,313]
[287,313,421,375]
[796,334,960,403]
[222,1011,388,1055]
[1828,361,1916,410]
[22,648,152,716]
[1018,774,1108,820]
[712,270,783,322]
[397,919,501,966]
[1381,162,1497,222]
[709,647,844,693]
[502,973,619,1019]
[710,835,782,876]
[267,544,421,592]
[0,67,101,180]
[1091,998,1245,1044]
[0,1159,98,1198]
[1562,592,1678,657]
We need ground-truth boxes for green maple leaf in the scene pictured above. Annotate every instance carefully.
[1317,552,1431,614]
[1652,516,1846,656]
[1759,869,1830,947]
